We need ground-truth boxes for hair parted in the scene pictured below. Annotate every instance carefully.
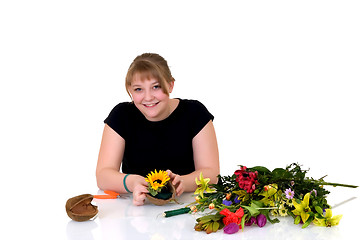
[125,53,175,97]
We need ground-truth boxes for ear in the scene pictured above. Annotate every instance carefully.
[168,81,175,93]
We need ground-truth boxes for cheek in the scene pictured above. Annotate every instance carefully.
[154,91,169,101]
[130,93,142,103]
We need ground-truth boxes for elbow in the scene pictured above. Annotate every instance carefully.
[206,168,220,185]
[209,174,219,185]
[95,169,105,190]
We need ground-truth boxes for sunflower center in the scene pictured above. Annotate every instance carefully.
[154,179,163,184]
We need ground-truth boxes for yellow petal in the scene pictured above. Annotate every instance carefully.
[330,214,343,226]
[303,193,310,207]
[292,209,301,216]
[324,209,332,218]
[313,217,326,227]
[203,177,210,185]
[301,211,310,224]
[195,177,201,185]
[199,172,204,181]
[292,199,304,213]
[194,189,204,198]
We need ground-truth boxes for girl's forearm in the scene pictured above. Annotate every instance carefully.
[96,168,145,193]
[96,168,125,193]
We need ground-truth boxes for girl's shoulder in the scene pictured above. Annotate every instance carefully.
[110,101,133,111]
[105,101,137,123]
[179,99,209,113]
[104,102,136,139]
[108,101,137,116]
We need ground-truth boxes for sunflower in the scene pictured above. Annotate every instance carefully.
[145,170,171,196]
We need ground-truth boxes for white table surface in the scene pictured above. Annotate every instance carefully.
[65,187,359,240]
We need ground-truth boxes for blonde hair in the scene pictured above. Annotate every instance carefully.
[125,53,175,97]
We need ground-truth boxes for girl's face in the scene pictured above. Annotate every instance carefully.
[129,75,174,121]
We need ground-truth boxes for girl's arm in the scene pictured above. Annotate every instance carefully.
[168,120,220,196]
[96,124,148,205]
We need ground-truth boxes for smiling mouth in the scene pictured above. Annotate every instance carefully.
[143,102,159,108]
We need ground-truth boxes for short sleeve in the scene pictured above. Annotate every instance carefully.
[188,100,214,137]
[104,102,131,140]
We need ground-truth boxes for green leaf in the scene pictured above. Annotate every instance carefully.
[271,168,292,180]
[210,214,222,221]
[198,215,215,224]
[206,223,213,234]
[251,200,264,208]
[241,214,246,231]
[302,216,314,228]
[242,205,260,216]
[261,209,280,224]
[248,166,271,174]
[212,221,219,232]
[148,187,158,196]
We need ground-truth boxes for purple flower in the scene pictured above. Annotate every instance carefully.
[223,222,239,234]
[234,196,241,204]
[285,188,295,200]
[245,216,257,226]
[256,214,267,227]
[222,200,232,206]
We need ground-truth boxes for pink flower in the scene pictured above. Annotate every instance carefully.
[223,222,239,234]
[244,214,267,227]
[256,214,267,227]
[234,166,259,193]
[245,216,256,226]
[310,189,317,196]
[285,188,295,199]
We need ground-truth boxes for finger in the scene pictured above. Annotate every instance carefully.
[176,185,184,196]
[172,174,182,185]
[166,169,174,178]
[133,192,147,206]
[133,198,145,206]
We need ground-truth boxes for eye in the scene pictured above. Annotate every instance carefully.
[134,88,142,92]
[153,85,161,90]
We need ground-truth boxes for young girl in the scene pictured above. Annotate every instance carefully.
[96,53,220,205]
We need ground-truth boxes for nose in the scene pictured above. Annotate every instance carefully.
[144,89,154,101]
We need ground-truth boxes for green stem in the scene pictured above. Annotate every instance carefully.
[315,181,358,188]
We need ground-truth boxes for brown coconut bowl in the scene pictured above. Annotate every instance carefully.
[66,194,98,221]
[146,181,176,206]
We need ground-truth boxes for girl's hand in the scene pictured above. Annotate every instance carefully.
[132,184,148,206]
[166,169,184,196]
[130,175,149,206]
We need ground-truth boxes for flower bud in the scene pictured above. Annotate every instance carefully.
[256,214,267,227]
[226,193,232,200]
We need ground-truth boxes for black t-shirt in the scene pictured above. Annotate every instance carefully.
[104,99,214,177]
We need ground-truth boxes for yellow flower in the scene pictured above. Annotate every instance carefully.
[278,205,288,217]
[313,209,342,227]
[145,169,170,191]
[292,193,312,223]
[194,172,214,198]
[270,209,279,216]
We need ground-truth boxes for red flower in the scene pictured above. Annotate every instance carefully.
[220,207,245,229]
[234,166,259,193]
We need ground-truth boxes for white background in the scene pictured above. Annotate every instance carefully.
[0,0,360,239]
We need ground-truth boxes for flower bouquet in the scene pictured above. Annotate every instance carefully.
[188,163,358,234]
[145,170,176,206]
